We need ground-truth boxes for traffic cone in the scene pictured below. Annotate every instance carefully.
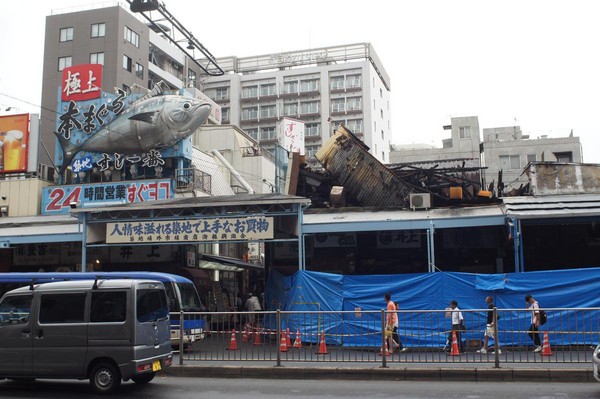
[540,331,553,356]
[316,331,329,354]
[242,325,248,343]
[279,331,288,352]
[228,329,239,351]
[286,328,292,347]
[293,329,303,349]
[252,328,262,346]
[449,331,461,356]
[378,341,392,356]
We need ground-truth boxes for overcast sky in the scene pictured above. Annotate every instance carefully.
[1,0,599,161]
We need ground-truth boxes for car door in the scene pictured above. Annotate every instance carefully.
[32,292,88,377]
[0,294,34,377]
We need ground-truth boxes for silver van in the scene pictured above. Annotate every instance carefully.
[0,279,173,394]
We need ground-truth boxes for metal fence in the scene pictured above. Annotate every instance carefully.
[173,308,600,367]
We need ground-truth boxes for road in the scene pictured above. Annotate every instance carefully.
[0,376,598,398]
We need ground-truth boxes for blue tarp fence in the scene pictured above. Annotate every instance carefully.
[265,268,600,347]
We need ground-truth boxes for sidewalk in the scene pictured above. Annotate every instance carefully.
[162,360,593,383]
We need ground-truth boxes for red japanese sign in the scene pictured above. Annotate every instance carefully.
[61,64,103,101]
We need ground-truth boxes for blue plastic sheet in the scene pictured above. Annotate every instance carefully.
[266,268,600,347]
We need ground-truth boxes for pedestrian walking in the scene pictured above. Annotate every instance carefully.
[393,301,407,352]
[477,296,501,354]
[449,300,464,353]
[525,294,542,352]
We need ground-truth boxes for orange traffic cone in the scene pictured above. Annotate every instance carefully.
[279,332,288,352]
[378,341,392,356]
[449,331,461,356]
[253,328,262,346]
[227,329,239,350]
[286,328,292,347]
[540,331,553,356]
[316,331,329,354]
[293,329,303,349]
[242,325,248,343]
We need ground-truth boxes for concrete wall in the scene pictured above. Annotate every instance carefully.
[0,179,51,216]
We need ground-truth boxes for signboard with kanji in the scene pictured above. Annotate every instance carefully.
[106,217,274,243]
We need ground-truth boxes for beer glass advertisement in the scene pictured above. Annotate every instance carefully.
[0,113,29,173]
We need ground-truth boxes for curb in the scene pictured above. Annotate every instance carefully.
[161,365,592,382]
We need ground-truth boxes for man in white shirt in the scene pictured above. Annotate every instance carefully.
[449,300,464,353]
[525,294,542,352]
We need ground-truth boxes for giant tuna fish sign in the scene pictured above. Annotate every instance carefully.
[55,64,211,175]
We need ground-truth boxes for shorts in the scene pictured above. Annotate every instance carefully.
[485,324,494,338]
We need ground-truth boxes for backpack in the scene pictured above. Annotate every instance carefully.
[539,309,547,325]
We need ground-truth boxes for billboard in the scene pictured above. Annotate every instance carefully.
[0,113,30,173]
[55,64,211,177]
[41,179,174,215]
[278,117,305,155]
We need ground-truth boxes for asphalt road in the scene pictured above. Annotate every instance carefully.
[0,376,598,399]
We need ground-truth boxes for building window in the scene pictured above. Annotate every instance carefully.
[283,81,298,95]
[135,63,144,79]
[59,27,73,42]
[306,145,320,157]
[459,126,471,139]
[347,97,362,111]
[330,76,345,90]
[346,74,361,89]
[499,155,521,171]
[123,55,132,72]
[91,23,105,38]
[527,154,536,164]
[188,69,196,87]
[122,84,131,95]
[90,52,104,65]
[300,79,319,93]
[554,152,573,163]
[221,108,229,122]
[124,26,139,48]
[283,103,298,117]
[241,86,258,99]
[215,87,229,100]
[306,123,320,137]
[259,83,276,97]
[260,126,276,141]
[58,56,72,71]
[331,98,345,113]
[346,119,363,133]
[241,107,258,121]
[260,104,277,119]
[299,101,319,115]
[245,128,258,141]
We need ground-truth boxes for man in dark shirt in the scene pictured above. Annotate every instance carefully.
[477,296,501,354]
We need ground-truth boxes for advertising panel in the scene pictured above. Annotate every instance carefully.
[0,113,30,173]
[278,117,305,155]
[376,230,422,249]
[41,179,174,214]
[107,216,274,243]
[55,64,211,177]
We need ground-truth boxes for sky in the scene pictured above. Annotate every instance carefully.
[1,0,599,161]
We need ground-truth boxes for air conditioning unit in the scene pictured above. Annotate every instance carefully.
[410,193,431,210]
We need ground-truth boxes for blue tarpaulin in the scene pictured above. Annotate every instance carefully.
[265,268,600,347]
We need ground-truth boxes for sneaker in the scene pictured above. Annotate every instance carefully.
[476,348,487,354]
[533,346,542,353]
[492,349,502,354]
[399,347,408,353]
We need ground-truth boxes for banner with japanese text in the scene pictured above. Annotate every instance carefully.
[41,179,173,214]
[106,217,274,243]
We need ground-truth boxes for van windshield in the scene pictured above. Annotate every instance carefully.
[136,288,169,323]
[178,283,205,312]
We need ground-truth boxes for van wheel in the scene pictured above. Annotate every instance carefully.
[90,362,121,394]
[131,372,155,384]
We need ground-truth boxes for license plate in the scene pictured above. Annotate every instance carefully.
[152,360,162,372]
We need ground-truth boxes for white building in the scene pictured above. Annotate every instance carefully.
[201,43,392,163]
